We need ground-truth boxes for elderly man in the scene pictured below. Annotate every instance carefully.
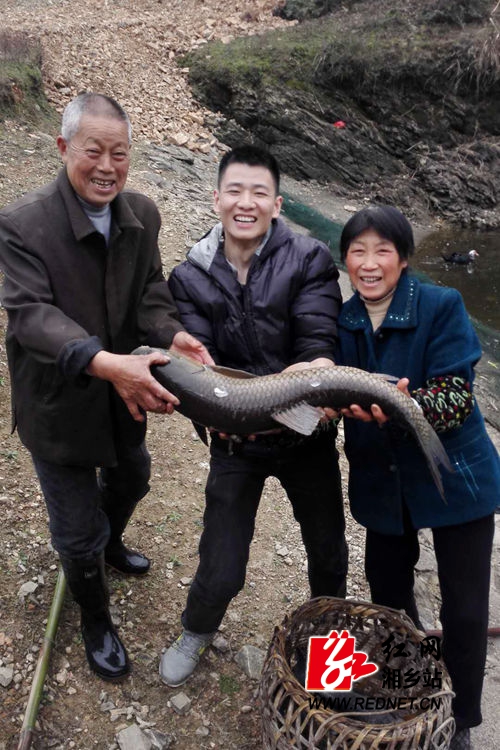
[0,92,212,680]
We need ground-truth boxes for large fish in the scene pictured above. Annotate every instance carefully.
[134,346,452,499]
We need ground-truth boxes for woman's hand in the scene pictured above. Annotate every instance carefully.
[341,378,410,425]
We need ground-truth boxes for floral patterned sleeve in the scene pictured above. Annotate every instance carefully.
[411,375,474,433]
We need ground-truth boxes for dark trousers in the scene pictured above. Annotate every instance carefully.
[365,512,494,731]
[183,431,348,634]
[32,441,151,558]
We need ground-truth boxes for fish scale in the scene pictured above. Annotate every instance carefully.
[133,346,453,499]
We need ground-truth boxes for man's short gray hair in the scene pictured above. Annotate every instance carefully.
[61,92,132,143]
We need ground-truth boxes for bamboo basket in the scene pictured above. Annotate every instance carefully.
[259,597,455,750]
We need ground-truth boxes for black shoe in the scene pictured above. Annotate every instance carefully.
[450,728,471,750]
[105,541,150,575]
[81,609,130,681]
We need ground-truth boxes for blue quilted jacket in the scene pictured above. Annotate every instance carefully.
[338,271,499,533]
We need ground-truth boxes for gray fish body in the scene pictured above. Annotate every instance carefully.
[135,347,452,498]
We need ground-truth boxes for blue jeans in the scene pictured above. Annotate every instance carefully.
[32,441,151,558]
[183,430,347,634]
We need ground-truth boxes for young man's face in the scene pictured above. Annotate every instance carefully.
[214,162,282,250]
[57,114,130,207]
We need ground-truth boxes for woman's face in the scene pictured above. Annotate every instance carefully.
[345,229,407,301]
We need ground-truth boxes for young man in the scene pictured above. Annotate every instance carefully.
[160,145,347,687]
[0,93,212,680]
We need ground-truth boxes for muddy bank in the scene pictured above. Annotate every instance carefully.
[185,0,500,228]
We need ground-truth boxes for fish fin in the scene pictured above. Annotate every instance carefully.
[272,404,324,435]
[209,365,257,380]
[417,428,454,503]
[192,421,208,446]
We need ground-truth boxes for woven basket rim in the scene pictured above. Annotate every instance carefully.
[260,596,455,747]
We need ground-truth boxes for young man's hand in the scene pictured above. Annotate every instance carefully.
[170,331,215,365]
[282,358,339,421]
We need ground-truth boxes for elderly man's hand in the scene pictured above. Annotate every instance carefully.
[170,331,215,365]
[87,350,180,422]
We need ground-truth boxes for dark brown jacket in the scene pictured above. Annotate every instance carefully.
[0,169,183,466]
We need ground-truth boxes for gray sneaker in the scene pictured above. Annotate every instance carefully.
[159,629,214,687]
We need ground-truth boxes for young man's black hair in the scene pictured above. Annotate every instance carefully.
[217,144,280,194]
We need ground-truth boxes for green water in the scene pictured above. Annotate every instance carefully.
[282,192,343,264]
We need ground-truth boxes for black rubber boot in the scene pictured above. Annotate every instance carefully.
[60,554,130,680]
[101,494,151,576]
[105,541,150,575]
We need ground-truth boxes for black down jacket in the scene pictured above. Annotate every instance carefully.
[168,218,342,375]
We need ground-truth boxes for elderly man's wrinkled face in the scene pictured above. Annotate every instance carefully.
[57,114,130,207]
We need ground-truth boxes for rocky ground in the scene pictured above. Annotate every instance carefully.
[0,1,499,749]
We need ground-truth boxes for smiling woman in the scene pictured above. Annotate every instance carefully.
[337,204,499,750]
[344,229,408,301]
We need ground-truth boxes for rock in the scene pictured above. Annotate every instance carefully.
[143,728,175,749]
[172,132,189,147]
[234,645,266,680]
[17,581,38,601]
[212,635,229,653]
[0,666,14,687]
[170,691,192,715]
[180,576,193,586]
[110,707,130,722]
[55,668,68,685]
[116,724,152,750]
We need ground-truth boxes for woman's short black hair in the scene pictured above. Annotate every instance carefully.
[339,205,415,262]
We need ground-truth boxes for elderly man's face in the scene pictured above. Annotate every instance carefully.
[57,114,130,207]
